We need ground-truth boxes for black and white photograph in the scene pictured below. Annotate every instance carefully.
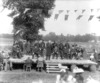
[0,0,100,83]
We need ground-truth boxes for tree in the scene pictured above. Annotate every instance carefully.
[2,0,55,42]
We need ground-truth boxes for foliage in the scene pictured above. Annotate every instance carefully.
[43,32,98,42]
[2,0,55,42]
[0,33,98,43]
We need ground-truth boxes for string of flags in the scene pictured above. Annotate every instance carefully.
[54,9,100,21]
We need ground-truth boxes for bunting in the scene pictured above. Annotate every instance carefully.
[54,9,100,21]
[74,10,78,13]
[65,15,69,20]
[97,16,100,20]
[54,9,100,14]
[97,8,100,12]
[91,9,93,12]
[54,14,59,20]
[66,10,70,14]
[59,10,63,14]
[76,15,83,20]
[88,15,94,21]
[82,9,86,13]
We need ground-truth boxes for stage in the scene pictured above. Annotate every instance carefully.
[9,58,97,65]
[8,58,97,72]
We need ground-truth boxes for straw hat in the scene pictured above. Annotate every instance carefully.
[73,68,84,73]
[58,63,69,69]
[60,69,66,72]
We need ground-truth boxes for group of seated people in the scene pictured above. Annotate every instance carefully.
[12,40,87,60]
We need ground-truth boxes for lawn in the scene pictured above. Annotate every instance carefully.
[0,70,56,83]
[0,70,100,83]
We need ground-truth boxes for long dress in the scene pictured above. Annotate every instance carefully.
[3,59,8,71]
[37,57,44,68]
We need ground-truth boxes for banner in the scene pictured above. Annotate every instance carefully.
[65,15,69,20]
[76,15,83,20]
[88,15,94,21]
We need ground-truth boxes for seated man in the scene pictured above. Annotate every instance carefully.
[73,67,84,83]
[24,57,33,71]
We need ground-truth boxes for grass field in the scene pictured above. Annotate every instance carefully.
[0,70,100,83]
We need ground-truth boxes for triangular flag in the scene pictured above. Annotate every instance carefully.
[76,15,83,20]
[59,10,63,14]
[65,15,69,20]
[97,8,100,12]
[88,15,94,21]
[91,9,93,12]
[82,9,86,13]
[66,10,70,14]
[97,16,100,20]
[54,14,59,20]
[74,10,78,12]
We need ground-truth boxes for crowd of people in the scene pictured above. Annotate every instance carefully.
[11,40,89,60]
[0,40,99,73]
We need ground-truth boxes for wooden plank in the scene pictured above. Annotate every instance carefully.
[47,71,60,73]
[46,67,59,69]
[46,64,59,66]
[46,68,60,69]
[46,63,59,65]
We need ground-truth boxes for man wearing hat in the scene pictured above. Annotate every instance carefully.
[73,67,84,83]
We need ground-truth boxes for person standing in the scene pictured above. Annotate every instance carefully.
[46,42,52,60]
[59,43,64,59]
[36,55,44,72]
[9,59,13,71]
[3,58,9,71]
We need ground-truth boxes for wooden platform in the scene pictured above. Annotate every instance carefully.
[9,58,97,73]
[9,58,97,65]
[45,59,97,65]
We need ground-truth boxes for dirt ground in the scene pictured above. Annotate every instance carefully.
[0,70,100,83]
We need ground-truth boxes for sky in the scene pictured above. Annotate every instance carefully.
[0,0,100,36]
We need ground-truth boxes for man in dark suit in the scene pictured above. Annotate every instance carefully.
[24,57,33,71]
